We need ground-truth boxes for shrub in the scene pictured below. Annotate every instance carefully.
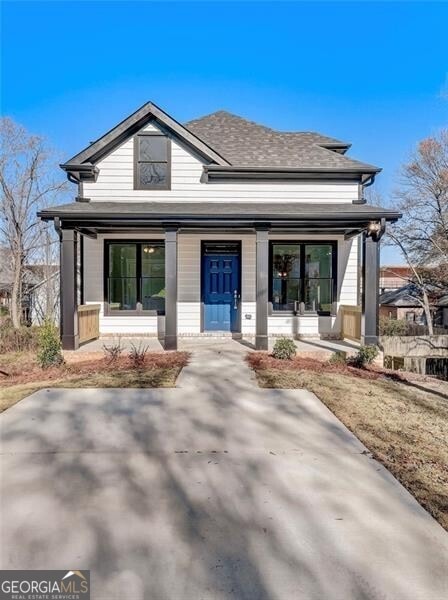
[379,317,409,336]
[36,320,63,368]
[0,318,40,353]
[348,344,379,368]
[103,338,123,363]
[0,305,9,316]
[272,337,296,360]
[129,342,149,369]
[329,350,347,365]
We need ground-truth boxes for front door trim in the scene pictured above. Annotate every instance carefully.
[201,240,242,333]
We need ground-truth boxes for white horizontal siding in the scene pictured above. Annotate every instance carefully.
[268,315,336,336]
[83,233,163,335]
[83,122,359,203]
[83,231,358,337]
[177,233,256,335]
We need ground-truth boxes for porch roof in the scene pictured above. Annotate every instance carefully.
[39,201,400,223]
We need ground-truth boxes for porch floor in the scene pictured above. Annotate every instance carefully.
[72,336,359,356]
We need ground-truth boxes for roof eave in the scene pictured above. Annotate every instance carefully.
[37,207,402,224]
[61,101,231,177]
[203,165,381,183]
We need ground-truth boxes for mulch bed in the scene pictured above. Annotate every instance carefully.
[0,352,190,387]
[247,352,408,382]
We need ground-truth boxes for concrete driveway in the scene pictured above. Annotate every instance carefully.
[1,341,447,600]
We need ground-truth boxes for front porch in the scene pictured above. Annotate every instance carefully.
[38,201,400,351]
[67,335,360,362]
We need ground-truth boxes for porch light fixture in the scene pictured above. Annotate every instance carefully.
[367,221,381,235]
[143,245,155,254]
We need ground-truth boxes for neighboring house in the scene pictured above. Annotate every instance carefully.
[26,266,60,325]
[436,295,448,328]
[0,247,58,324]
[380,284,448,329]
[379,285,425,323]
[38,102,401,350]
[380,266,412,293]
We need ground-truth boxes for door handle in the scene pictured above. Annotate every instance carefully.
[233,289,239,310]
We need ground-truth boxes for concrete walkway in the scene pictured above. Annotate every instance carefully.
[1,340,447,600]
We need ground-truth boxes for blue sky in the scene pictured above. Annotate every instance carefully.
[2,1,447,263]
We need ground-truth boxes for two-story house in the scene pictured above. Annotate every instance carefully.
[38,102,401,350]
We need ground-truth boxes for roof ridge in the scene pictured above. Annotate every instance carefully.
[186,112,350,148]
[186,110,275,132]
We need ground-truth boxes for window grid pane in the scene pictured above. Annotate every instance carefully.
[109,244,136,277]
[138,163,168,187]
[108,277,137,311]
[139,136,167,161]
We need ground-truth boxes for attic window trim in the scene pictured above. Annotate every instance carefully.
[133,132,171,191]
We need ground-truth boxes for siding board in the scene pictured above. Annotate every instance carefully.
[83,232,358,337]
[83,122,359,203]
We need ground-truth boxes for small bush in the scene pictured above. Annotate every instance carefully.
[272,337,296,360]
[103,338,123,363]
[0,305,9,316]
[129,342,149,369]
[329,350,347,365]
[0,318,40,353]
[348,344,379,368]
[36,320,63,368]
[379,317,409,336]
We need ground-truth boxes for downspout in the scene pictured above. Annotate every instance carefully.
[66,172,91,202]
[354,174,377,205]
[53,216,62,241]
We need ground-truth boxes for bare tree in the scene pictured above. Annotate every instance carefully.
[384,130,448,333]
[0,118,67,327]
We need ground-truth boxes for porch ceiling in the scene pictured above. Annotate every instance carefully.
[38,201,401,237]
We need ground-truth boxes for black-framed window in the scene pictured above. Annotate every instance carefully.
[134,133,171,190]
[270,241,336,314]
[105,241,165,314]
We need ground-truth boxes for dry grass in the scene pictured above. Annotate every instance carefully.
[0,351,189,413]
[248,352,448,531]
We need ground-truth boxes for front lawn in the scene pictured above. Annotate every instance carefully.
[0,351,189,413]
[248,352,448,531]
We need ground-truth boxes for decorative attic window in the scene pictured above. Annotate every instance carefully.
[134,133,171,190]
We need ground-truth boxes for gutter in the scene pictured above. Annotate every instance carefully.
[60,163,99,184]
[202,165,381,183]
[38,210,402,224]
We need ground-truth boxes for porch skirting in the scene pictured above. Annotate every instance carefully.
[97,331,344,339]
[91,311,343,339]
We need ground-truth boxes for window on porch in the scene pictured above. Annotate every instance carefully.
[105,241,165,314]
[270,242,336,314]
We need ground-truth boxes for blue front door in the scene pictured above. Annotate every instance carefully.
[203,252,240,332]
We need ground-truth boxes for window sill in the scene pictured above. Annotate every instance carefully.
[270,311,333,317]
[104,310,165,317]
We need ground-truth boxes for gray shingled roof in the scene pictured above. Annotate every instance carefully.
[185,111,380,171]
[379,285,422,306]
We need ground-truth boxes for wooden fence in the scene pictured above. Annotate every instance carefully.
[379,335,448,357]
[341,305,361,342]
[78,304,101,344]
